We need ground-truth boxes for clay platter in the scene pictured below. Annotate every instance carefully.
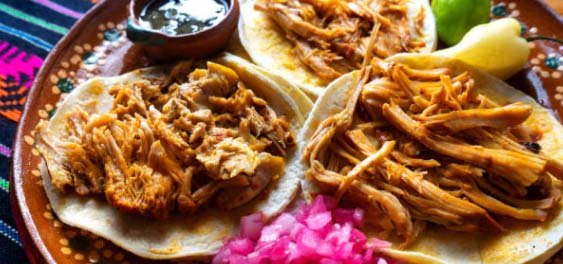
[10,0,563,263]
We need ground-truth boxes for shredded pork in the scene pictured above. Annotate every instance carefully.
[36,62,295,219]
[303,58,563,246]
[257,0,427,83]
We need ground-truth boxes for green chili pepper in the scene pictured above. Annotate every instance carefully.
[431,0,491,46]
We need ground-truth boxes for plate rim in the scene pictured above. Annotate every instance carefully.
[8,0,563,263]
[10,0,124,263]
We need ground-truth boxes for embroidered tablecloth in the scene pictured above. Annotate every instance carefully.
[0,1,96,263]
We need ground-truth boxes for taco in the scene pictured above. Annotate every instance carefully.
[299,53,563,263]
[35,53,312,260]
[238,0,437,97]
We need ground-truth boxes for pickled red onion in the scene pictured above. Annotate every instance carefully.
[213,195,393,264]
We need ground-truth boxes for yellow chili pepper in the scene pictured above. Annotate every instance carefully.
[434,18,530,80]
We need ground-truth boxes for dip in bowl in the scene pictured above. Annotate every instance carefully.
[127,0,240,61]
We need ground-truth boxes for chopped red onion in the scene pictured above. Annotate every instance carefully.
[240,212,263,241]
[213,195,393,264]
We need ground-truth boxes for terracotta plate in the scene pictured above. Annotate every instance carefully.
[10,0,563,263]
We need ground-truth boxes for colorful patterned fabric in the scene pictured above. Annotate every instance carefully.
[0,1,95,263]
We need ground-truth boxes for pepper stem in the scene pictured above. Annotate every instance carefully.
[526,36,563,44]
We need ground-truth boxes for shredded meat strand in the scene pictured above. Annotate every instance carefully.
[258,0,426,82]
[36,62,295,219]
[303,56,563,245]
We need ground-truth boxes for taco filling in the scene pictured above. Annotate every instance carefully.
[36,62,295,219]
[256,0,429,82]
[302,58,563,246]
